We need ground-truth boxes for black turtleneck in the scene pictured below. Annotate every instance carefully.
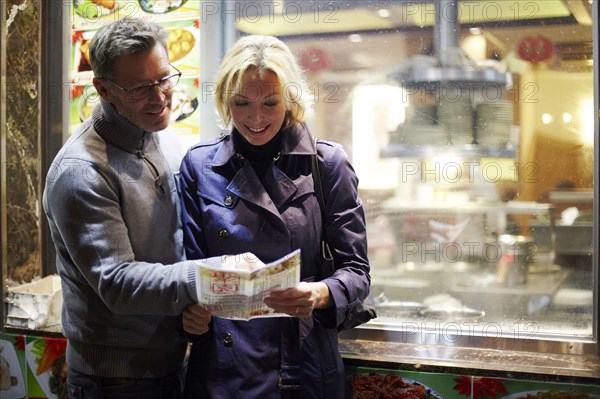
[233,130,282,179]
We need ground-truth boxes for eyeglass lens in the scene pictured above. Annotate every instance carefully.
[131,73,180,100]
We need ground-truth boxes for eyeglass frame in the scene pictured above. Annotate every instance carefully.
[101,64,182,100]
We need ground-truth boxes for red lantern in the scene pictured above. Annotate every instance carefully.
[299,47,331,74]
[518,34,554,63]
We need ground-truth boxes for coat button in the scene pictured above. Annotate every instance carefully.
[223,332,233,347]
[218,229,229,239]
[224,195,233,206]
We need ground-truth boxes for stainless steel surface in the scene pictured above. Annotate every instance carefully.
[419,307,485,321]
[380,143,516,159]
[340,323,599,357]
[492,234,535,287]
[435,0,459,65]
[392,66,509,87]
[387,0,512,157]
[452,269,568,296]
[375,301,427,318]
[394,0,510,87]
[379,200,554,215]
[339,337,600,381]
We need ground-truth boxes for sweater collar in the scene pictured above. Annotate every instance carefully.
[92,98,148,154]
[213,124,315,167]
[232,129,282,163]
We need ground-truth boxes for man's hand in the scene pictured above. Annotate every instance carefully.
[182,304,212,335]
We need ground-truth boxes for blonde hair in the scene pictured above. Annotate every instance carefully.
[215,35,313,129]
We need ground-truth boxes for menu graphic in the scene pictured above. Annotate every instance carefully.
[69,1,201,139]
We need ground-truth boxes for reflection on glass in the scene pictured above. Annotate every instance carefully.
[234,0,596,349]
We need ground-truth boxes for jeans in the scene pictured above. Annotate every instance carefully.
[67,367,183,399]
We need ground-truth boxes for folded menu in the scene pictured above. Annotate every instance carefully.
[195,249,301,320]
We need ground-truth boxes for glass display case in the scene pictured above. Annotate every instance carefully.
[229,0,598,373]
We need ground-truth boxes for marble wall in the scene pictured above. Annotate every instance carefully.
[3,0,42,283]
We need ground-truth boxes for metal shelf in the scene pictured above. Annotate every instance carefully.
[379,200,553,216]
[381,144,516,159]
[391,66,511,89]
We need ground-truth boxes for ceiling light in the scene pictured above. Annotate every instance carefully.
[542,113,553,124]
[377,9,391,18]
[348,34,362,43]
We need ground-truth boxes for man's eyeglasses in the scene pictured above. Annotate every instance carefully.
[102,64,182,101]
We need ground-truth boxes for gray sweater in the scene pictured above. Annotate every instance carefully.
[43,98,199,378]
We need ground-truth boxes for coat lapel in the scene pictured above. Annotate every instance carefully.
[215,124,316,216]
[228,162,282,217]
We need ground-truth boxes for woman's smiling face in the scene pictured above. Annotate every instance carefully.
[229,68,287,146]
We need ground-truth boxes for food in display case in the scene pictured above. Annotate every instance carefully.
[349,374,443,399]
[139,0,188,14]
[77,38,92,72]
[74,0,119,19]
[73,25,198,72]
[167,27,197,64]
[171,83,198,122]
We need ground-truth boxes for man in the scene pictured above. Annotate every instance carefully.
[43,18,210,399]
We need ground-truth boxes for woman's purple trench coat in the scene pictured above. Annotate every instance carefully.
[179,124,371,399]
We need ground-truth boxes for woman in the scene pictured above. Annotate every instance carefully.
[179,35,371,399]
